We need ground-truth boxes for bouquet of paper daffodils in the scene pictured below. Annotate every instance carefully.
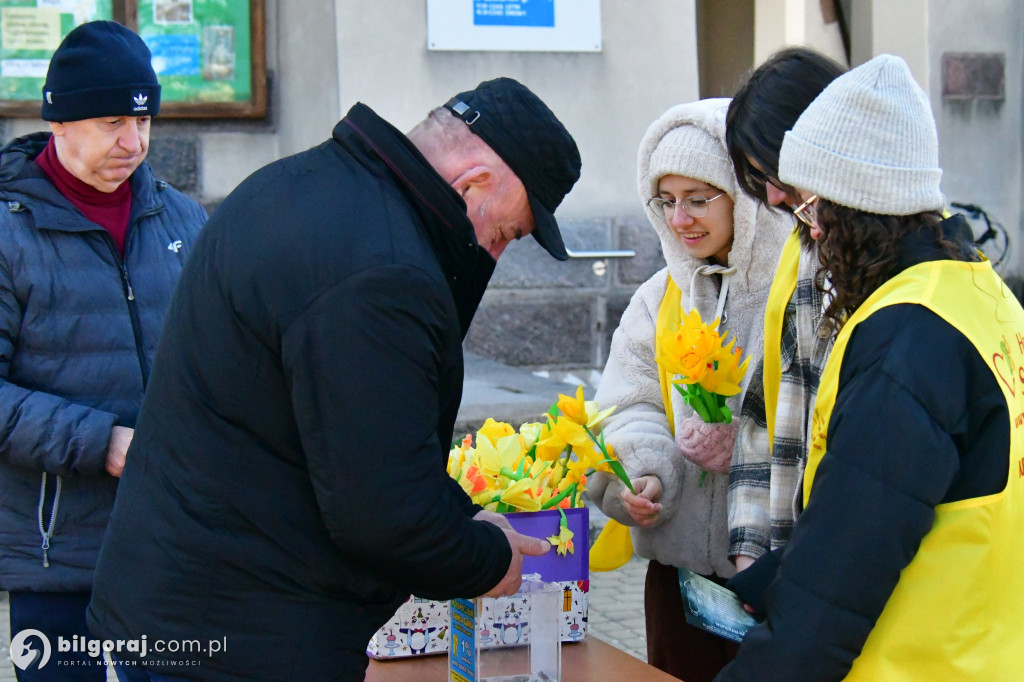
[447,386,632,555]
[656,309,750,424]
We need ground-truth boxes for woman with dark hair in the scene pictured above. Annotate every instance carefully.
[726,46,846,215]
[718,54,1024,681]
[722,48,846,590]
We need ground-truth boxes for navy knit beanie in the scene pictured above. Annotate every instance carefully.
[42,21,161,122]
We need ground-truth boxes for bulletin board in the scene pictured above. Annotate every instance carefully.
[0,0,266,118]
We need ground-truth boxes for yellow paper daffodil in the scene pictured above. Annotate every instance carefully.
[476,432,524,478]
[547,516,575,556]
[547,415,593,451]
[697,339,750,397]
[499,477,542,512]
[533,424,569,462]
[447,447,465,480]
[585,401,616,429]
[656,310,704,369]
[478,418,516,445]
[557,385,594,426]
[561,456,591,486]
[519,421,543,444]
[655,307,750,424]
[446,387,633,515]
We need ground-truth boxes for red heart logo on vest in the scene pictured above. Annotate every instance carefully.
[992,352,1016,397]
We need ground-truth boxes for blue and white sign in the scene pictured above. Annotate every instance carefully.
[473,1,554,28]
[428,0,600,52]
[145,34,200,77]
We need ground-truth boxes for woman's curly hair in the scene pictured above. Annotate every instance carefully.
[815,200,962,334]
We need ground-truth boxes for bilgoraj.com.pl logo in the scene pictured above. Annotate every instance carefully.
[9,629,50,671]
[9,629,225,670]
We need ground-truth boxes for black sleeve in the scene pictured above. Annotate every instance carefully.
[725,546,781,615]
[717,304,1008,681]
[281,264,511,600]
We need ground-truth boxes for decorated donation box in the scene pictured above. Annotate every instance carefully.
[367,508,589,660]
[369,386,630,660]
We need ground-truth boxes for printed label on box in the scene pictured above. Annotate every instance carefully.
[448,598,477,681]
[367,580,589,659]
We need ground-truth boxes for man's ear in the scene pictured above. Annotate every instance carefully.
[450,165,492,197]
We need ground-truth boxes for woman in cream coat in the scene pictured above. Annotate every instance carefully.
[588,99,789,682]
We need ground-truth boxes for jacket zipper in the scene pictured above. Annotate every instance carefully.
[113,186,169,390]
[112,215,153,390]
[37,473,63,567]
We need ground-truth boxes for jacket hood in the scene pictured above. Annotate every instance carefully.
[0,132,53,197]
[637,99,790,303]
[0,131,162,230]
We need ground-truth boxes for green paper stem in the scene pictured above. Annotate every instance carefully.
[674,383,731,424]
[585,424,635,494]
[499,467,524,481]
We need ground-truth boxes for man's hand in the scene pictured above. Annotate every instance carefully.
[476,517,550,598]
[105,426,134,477]
[621,475,662,526]
[473,509,513,532]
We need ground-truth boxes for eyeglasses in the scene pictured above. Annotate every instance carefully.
[646,192,726,219]
[792,194,819,229]
[746,166,788,193]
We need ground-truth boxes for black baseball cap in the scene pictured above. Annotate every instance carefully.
[444,78,581,261]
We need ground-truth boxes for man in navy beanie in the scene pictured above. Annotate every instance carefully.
[0,20,205,681]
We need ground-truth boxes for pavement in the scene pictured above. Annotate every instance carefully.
[1,352,650,679]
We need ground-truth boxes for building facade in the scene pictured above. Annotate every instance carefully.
[3,0,1021,374]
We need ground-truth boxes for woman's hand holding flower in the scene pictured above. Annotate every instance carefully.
[620,475,663,527]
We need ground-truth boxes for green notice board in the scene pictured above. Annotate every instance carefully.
[138,0,251,104]
[0,0,266,118]
[0,0,113,102]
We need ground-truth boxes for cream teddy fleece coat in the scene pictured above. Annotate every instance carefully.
[588,99,790,577]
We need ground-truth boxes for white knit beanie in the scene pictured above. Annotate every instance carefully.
[647,124,736,202]
[779,54,944,215]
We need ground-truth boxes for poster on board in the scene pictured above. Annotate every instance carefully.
[0,0,264,117]
[137,0,251,104]
[0,0,113,102]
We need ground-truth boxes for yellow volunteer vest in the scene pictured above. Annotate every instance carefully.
[762,228,801,449]
[767,211,952,451]
[805,260,1024,680]
[655,275,684,436]
[588,274,684,575]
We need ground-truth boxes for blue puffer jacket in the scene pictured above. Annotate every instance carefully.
[0,132,206,592]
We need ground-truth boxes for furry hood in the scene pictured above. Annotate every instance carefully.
[637,98,789,302]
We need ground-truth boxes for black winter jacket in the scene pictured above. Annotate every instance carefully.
[88,104,512,680]
[0,132,206,592]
